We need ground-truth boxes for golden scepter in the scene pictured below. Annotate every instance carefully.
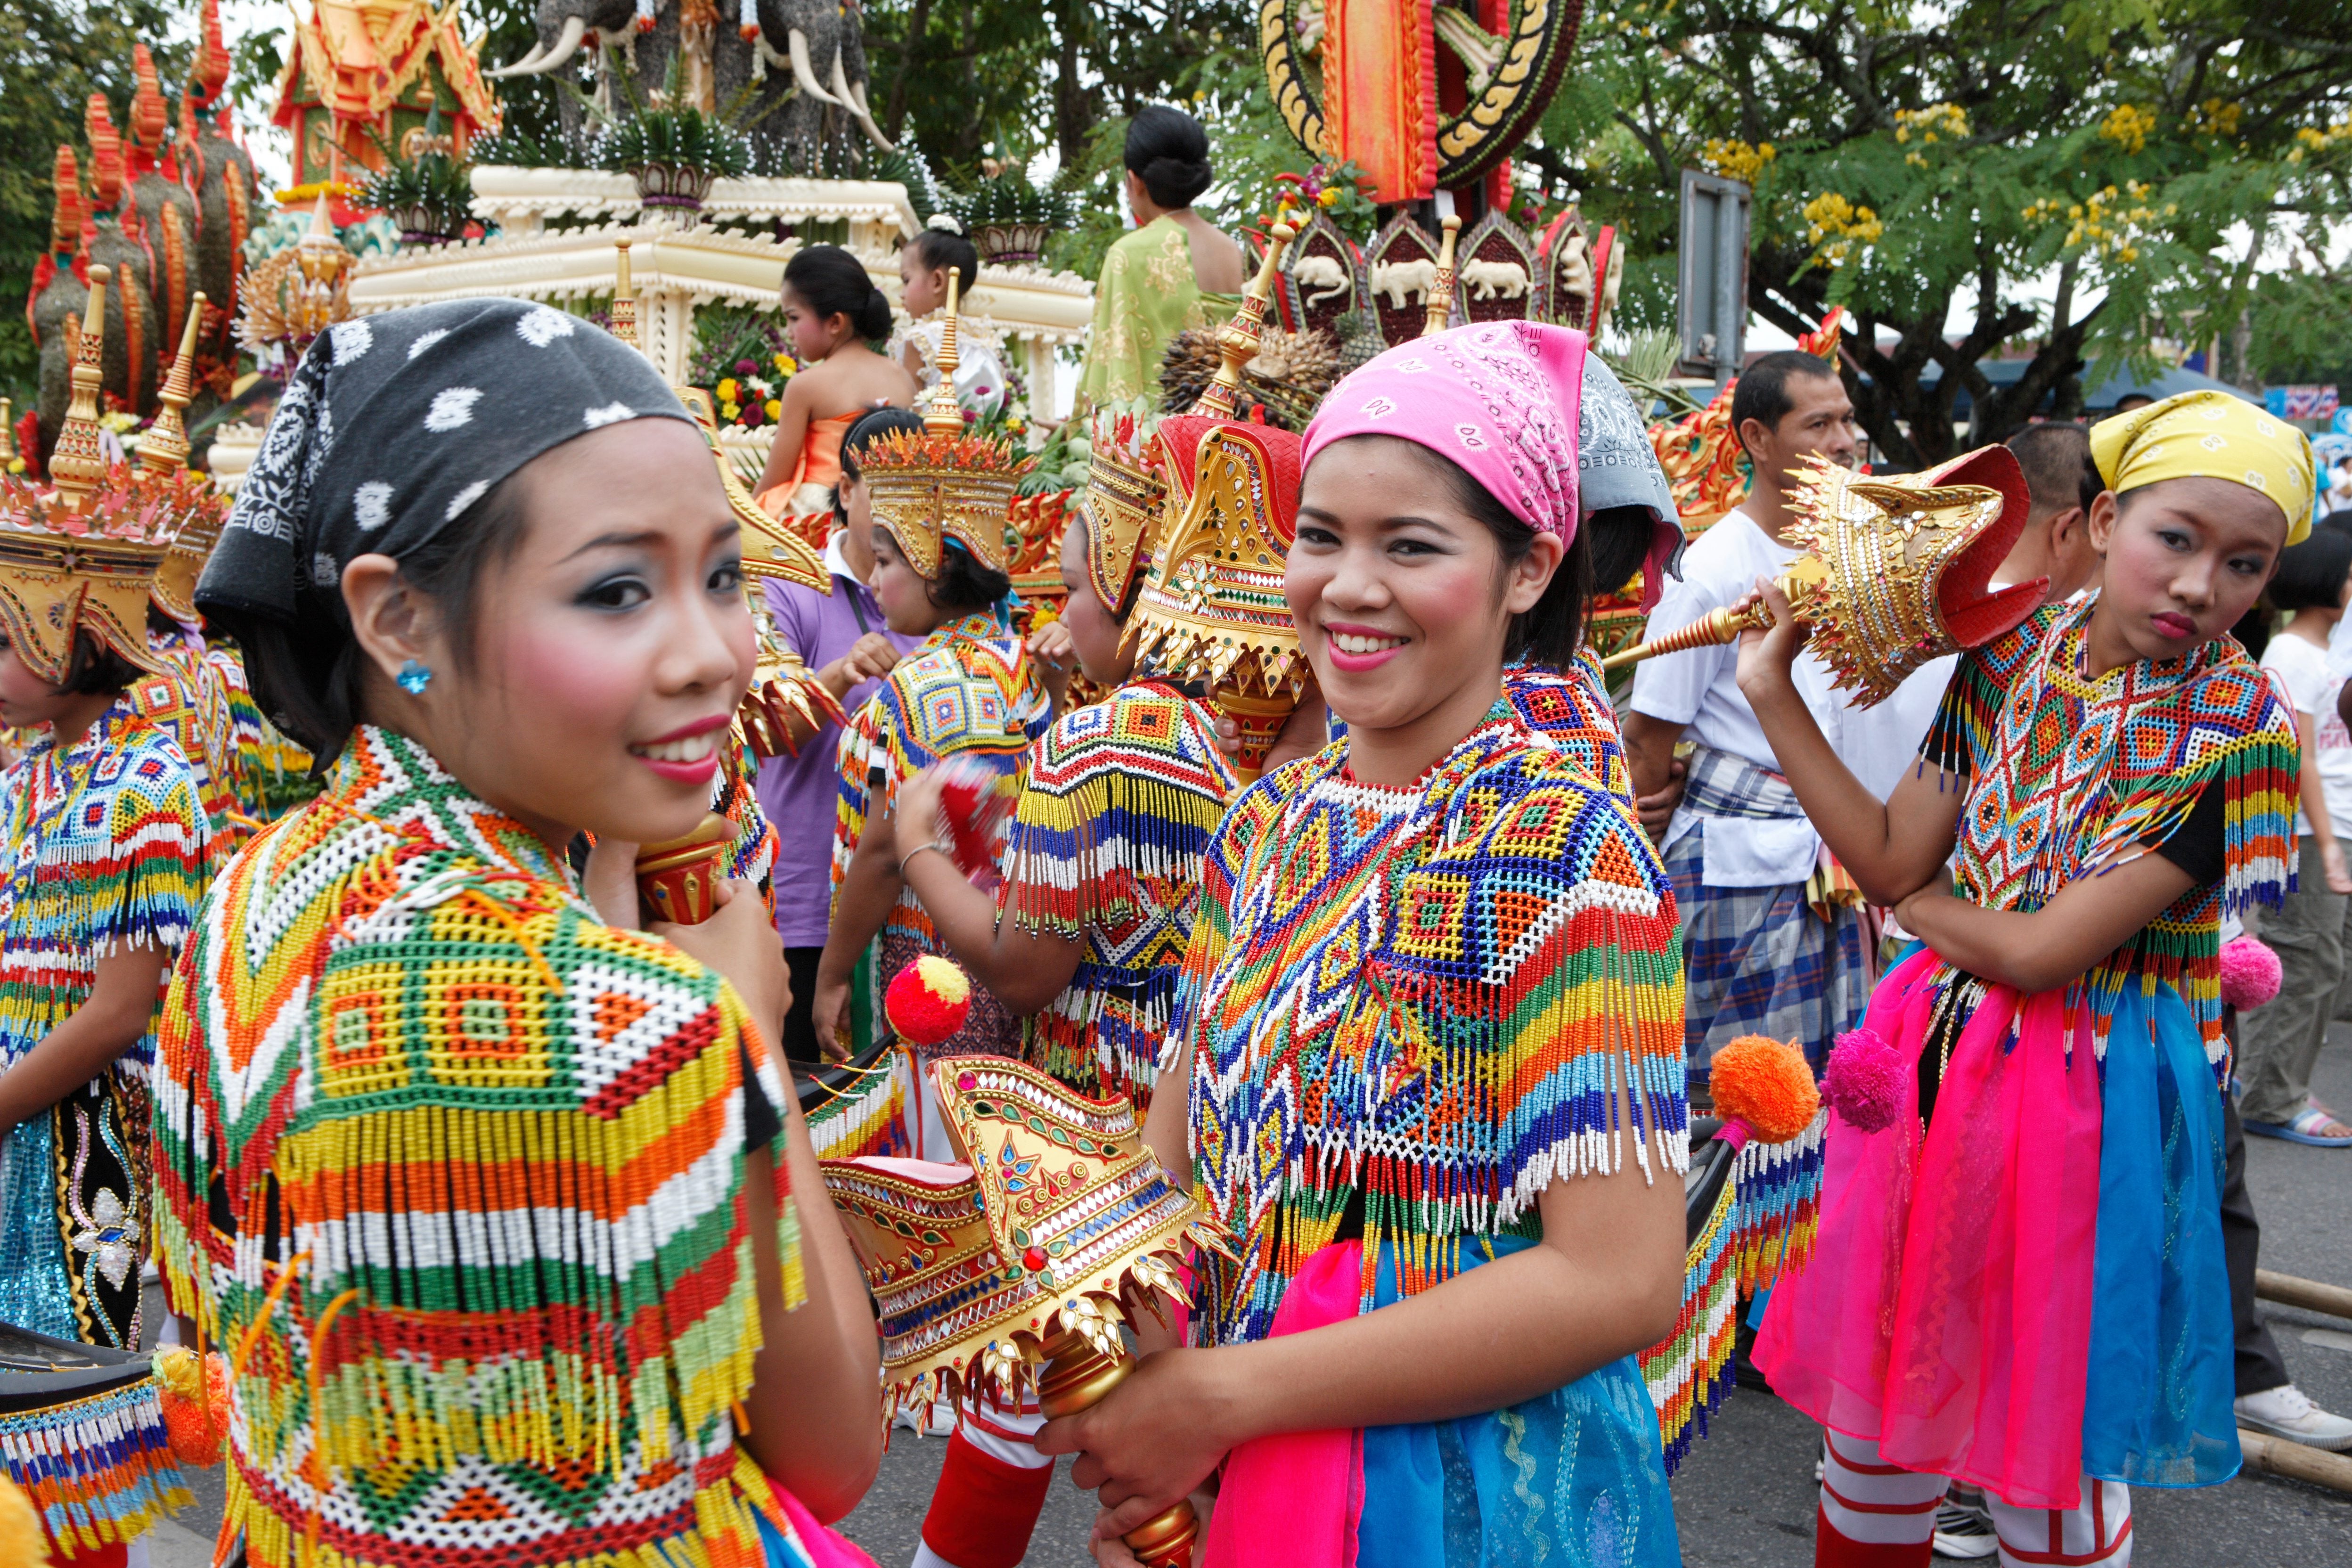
[1602,449,2050,705]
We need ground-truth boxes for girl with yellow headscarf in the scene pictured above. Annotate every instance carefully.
[1731,390,2311,1564]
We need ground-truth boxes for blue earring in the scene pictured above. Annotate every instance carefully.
[396,659,433,695]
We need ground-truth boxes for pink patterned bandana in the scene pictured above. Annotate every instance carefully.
[1302,320,1589,544]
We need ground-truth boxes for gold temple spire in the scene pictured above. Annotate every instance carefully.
[923,268,965,436]
[610,238,638,351]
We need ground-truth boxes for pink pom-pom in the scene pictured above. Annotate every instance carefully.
[2220,935,2283,1011]
[1821,1027,1904,1134]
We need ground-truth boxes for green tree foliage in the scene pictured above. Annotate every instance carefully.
[1515,0,2352,464]
[0,2,194,409]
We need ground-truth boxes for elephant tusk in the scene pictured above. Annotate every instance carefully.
[507,15,590,78]
[787,27,842,105]
[485,37,551,78]
[846,79,897,152]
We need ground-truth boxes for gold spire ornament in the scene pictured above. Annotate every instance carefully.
[1423,213,1462,336]
[48,267,116,509]
[139,292,207,477]
[1194,223,1295,420]
[824,1056,1232,1568]
[1604,445,2047,705]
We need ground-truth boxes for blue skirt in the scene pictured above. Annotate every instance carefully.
[1354,1238,1682,1568]
[2080,980,2238,1487]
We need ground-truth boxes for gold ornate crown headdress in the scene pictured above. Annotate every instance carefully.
[859,268,1032,578]
[1606,444,2046,705]
[0,264,185,683]
[139,296,234,624]
[1125,223,1308,778]
[824,1055,1230,1568]
[1078,402,1164,614]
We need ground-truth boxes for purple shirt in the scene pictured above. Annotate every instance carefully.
[758,565,924,946]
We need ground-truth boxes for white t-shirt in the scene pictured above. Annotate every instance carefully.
[1632,508,1813,771]
[2262,629,2352,836]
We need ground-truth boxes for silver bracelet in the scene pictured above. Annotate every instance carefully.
[898,841,954,878]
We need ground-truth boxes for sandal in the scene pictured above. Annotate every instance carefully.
[2244,1104,2352,1147]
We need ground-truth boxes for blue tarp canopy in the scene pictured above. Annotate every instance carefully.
[1888,359,2258,423]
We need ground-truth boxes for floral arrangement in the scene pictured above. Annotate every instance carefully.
[685,305,797,432]
[710,353,797,429]
[1261,161,1379,240]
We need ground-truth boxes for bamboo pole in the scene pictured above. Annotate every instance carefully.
[2255,1269,2352,1322]
[2237,1429,2352,1494]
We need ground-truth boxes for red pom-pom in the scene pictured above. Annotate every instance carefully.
[156,1346,230,1466]
[885,955,972,1046]
[1821,1028,1905,1135]
[1709,1035,1821,1144]
[2220,935,2283,1011]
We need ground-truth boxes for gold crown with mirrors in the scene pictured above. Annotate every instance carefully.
[1126,222,1310,779]
[824,1052,1233,1568]
[1603,443,2046,705]
[858,266,1032,578]
[0,263,210,683]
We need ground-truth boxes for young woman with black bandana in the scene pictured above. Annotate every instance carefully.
[152,299,883,1568]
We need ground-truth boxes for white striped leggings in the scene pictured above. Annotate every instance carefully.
[1817,1429,2132,1567]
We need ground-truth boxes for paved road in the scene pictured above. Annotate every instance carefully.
[152,1037,2352,1567]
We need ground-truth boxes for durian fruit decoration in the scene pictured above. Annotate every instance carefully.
[1602,444,2047,708]
[1156,322,1341,432]
[822,1045,1232,1568]
[1127,225,1313,779]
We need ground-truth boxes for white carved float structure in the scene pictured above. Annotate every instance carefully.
[211,167,1094,490]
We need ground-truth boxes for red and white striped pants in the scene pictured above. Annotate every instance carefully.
[1816,1429,2132,1567]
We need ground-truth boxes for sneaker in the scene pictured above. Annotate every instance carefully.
[2236,1383,2352,1451]
[1931,1491,1999,1560]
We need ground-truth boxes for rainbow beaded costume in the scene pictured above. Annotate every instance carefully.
[138,623,252,868]
[1181,703,1689,1344]
[834,611,1049,1054]
[153,726,819,1568]
[1506,645,1629,801]
[1924,597,2296,1064]
[0,696,205,1351]
[998,679,1239,1108]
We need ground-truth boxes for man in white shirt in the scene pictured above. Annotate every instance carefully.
[1626,352,1887,1086]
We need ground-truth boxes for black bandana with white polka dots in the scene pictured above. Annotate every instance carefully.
[200,297,692,627]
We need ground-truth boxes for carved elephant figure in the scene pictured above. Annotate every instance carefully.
[490,0,891,172]
[1460,258,1528,301]
[1370,257,1438,310]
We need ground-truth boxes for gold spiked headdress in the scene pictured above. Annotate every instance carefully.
[824,1054,1229,1421]
[141,294,233,624]
[1606,444,2046,706]
[0,264,177,684]
[1125,224,1308,778]
[1078,403,1164,614]
[860,269,1031,578]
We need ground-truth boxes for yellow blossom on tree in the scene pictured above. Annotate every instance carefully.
[1702,139,1776,185]
[2099,104,2157,155]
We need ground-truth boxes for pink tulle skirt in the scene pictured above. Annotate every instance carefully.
[1755,947,2105,1509]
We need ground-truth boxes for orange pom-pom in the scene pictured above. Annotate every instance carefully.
[155,1344,230,1466]
[885,955,972,1046]
[0,1477,47,1568]
[1710,1034,1821,1144]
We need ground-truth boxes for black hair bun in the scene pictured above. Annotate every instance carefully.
[856,283,894,341]
[1125,104,1214,209]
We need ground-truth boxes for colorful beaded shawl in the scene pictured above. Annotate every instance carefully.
[1506,645,1629,801]
[999,680,1239,1108]
[139,624,252,867]
[0,697,206,1350]
[153,726,812,1568]
[1180,705,1688,1345]
[1923,598,2296,1067]
[833,612,1050,948]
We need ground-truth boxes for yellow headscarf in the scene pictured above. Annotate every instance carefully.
[2089,390,2315,545]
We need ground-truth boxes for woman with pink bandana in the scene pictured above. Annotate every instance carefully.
[1035,322,1689,1568]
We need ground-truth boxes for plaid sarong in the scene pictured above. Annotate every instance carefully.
[1666,746,1873,1081]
